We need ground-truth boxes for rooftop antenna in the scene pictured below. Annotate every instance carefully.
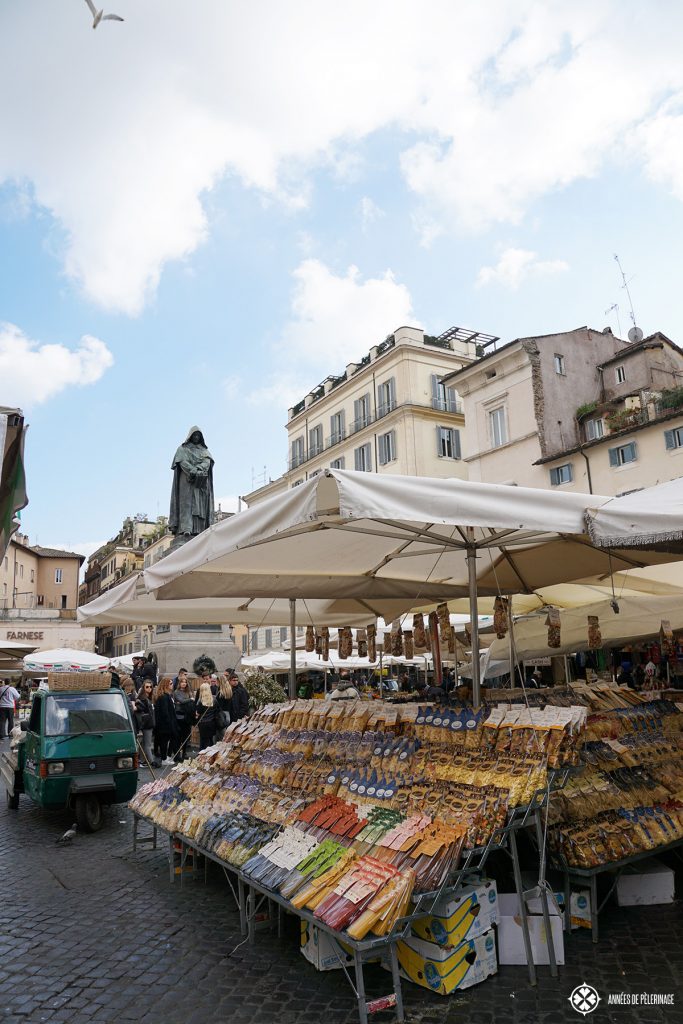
[604,303,622,338]
[613,254,643,343]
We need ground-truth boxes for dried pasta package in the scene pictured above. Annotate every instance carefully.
[413,614,427,652]
[357,628,368,658]
[305,625,315,653]
[546,607,561,649]
[493,596,509,639]
[367,623,377,661]
[588,615,602,650]
[403,630,414,660]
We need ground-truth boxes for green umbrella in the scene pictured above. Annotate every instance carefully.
[0,407,28,560]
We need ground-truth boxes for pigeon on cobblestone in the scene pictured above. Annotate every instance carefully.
[56,824,77,844]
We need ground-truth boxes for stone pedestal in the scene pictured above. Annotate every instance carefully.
[149,624,240,677]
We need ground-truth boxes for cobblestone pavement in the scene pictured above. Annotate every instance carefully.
[2,759,683,1024]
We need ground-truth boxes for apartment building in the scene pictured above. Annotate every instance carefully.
[244,325,496,506]
[444,326,683,495]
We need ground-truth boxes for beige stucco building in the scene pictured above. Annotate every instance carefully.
[444,327,683,496]
[244,325,495,505]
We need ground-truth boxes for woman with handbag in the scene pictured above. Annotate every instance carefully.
[173,674,196,762]
[214,674,232,741]
[132,681,161,769]
[194,681,219,750]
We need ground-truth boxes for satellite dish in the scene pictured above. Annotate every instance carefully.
[628,326,644,343]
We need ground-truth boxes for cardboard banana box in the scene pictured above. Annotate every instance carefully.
[385,928,497,995]
[412,880,498,947]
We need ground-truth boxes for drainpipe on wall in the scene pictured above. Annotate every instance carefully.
[578,443,593,494]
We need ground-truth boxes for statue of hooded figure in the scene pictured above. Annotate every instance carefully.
[169,427,215,538]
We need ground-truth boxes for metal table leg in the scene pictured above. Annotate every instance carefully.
[238,876,247,937]
[590,874,599,944]
[563,869,571,933]
[168,833,175,884]
[510,825,536,986]
[388,944,405,1024]
[353,950,368,1024]
[533,811,558,978]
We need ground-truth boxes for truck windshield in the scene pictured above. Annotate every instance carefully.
[44,693,131,736]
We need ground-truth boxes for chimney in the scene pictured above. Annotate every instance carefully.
[369,346,379,362]
[304,393,315,409]
[287,407,294,421]
[346,362,357,378]
[323,378,334,394]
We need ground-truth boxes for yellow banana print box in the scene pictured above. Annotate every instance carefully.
[412,881,498,947]
[392,929,497,995]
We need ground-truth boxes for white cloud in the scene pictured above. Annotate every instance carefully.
[0,323,114,405]
[3,3,683,309]
[222,374,242,399]
[248,258,416,412]
[476,248,569,290]
[360,197,385,232]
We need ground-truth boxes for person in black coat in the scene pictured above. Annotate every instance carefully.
[154,677,179,766]
[228,674,249,721]
[132,681,160,768]
[195,682,220,750]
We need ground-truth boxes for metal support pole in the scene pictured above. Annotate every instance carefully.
[533,810,558,978]
[289,598,297,699]
[510,826,537,986]
[466,537,481,708]
[507,597,515,688]
[379,648,383,698]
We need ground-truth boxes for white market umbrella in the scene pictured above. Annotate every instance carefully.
[143,469,674,704]
[586,477,683,553]
[110,649,146,673]
[24,648,111,673]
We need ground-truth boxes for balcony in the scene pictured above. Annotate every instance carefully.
[431,396,463,414]
[351,413,374,434]
[325,430,346,449]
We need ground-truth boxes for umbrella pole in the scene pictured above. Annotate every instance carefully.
[289,598,296,699]
[466,539,481,708]
[379,648,383,698]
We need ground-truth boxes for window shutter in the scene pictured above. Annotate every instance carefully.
[389,377,396,408]
[339,409,345,435]
[389,430,396,461]
[365,443,372,471]
[354,447,362,471]
[446,386,458,413]
[431,374,441,409]
[665,429,676,450]
[354,398,361,426]
[378,435,387,465]
[436,425,443,457]
[608,447,619,467]
[453,429,461,459]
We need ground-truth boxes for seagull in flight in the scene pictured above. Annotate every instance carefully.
[83,0,124,29]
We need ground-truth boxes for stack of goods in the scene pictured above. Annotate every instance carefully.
[131,695,586,938]
[549,694,683,867]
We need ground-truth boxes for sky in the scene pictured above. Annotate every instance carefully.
[3,1,683,560]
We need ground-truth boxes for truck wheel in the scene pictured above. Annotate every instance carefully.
[75,795,103,833]
[6,789,19,810]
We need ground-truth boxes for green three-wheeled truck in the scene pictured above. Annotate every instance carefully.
[1,679,139,832]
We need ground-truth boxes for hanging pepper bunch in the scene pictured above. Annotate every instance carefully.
[546,607,561,648]
[587,615,602,650]
[357,628,368,659]
[390,620,404,657]
[493,596,509,639]
[403,630,414,660]
[413,613,429,652]
[305,625,315,653]
[367,623,377,661]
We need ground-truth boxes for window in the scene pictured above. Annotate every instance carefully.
[585,418,604,441]
[30,569,35,583]
[291,436,305,469]
[308,424,323,457]
[155,624,170,634]
[241,634,248,654]
[292,479,303,487]
[665,427,683,450]
[19,564,23,578]
[251,630,258,651]
[437,426,461,460]
[329,411,345,445]
[549,464,573,486]
[615,365,626,384]
[265,628,273,648]
[353,394,371,432]
[378,430,397,465]
[430,375,460,412]
[354,443,372,472]
[280,627,288,643]
[330,456,345,470]
[37,594,44,606]
[377,377,396,417]
[554,354,565,375]
[609,442,637,467]
[489,407,507,448]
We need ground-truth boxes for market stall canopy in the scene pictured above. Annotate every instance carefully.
[485,593,683,662]
[110,649,145,673]
[0,641,38,661]
[586,476,683,553]
[144,469,672,602]
[23,648,111,673]
[0,406,28,560]
[77,572,417,627]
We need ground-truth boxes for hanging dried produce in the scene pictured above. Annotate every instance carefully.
[367,623,376,661]
[305,625,315,653]
[587,615,602,650]
[321,627,330,660]
[315,632,323,656]
[436,602,452,644]
[463,622,472,647]
[357,628,368,659]
[339,627,354,659]
[660,619,674,657]
[447,630,456,654]
[390,620,404,657]
[546,607,561,649]
[413,614,427,652]
[493,596,509,639]
[403,630,414,660]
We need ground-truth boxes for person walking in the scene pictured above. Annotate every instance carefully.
[0,678,20,739]
[154,677,179,767]
[228,672,249,721]
[173,674,196,761]
[132,681,160,768]
[214,674,232,741]
[195,682,219,750]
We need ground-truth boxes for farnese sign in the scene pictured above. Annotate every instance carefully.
[5,631,44,641]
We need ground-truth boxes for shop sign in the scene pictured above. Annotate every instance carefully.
[524,657,551,667]
[5,630,44,640]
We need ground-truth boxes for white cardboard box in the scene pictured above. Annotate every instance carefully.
[497,893,565,966]
[616,859,675,907]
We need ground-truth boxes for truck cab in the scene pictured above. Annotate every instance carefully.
[2,687,138,831]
